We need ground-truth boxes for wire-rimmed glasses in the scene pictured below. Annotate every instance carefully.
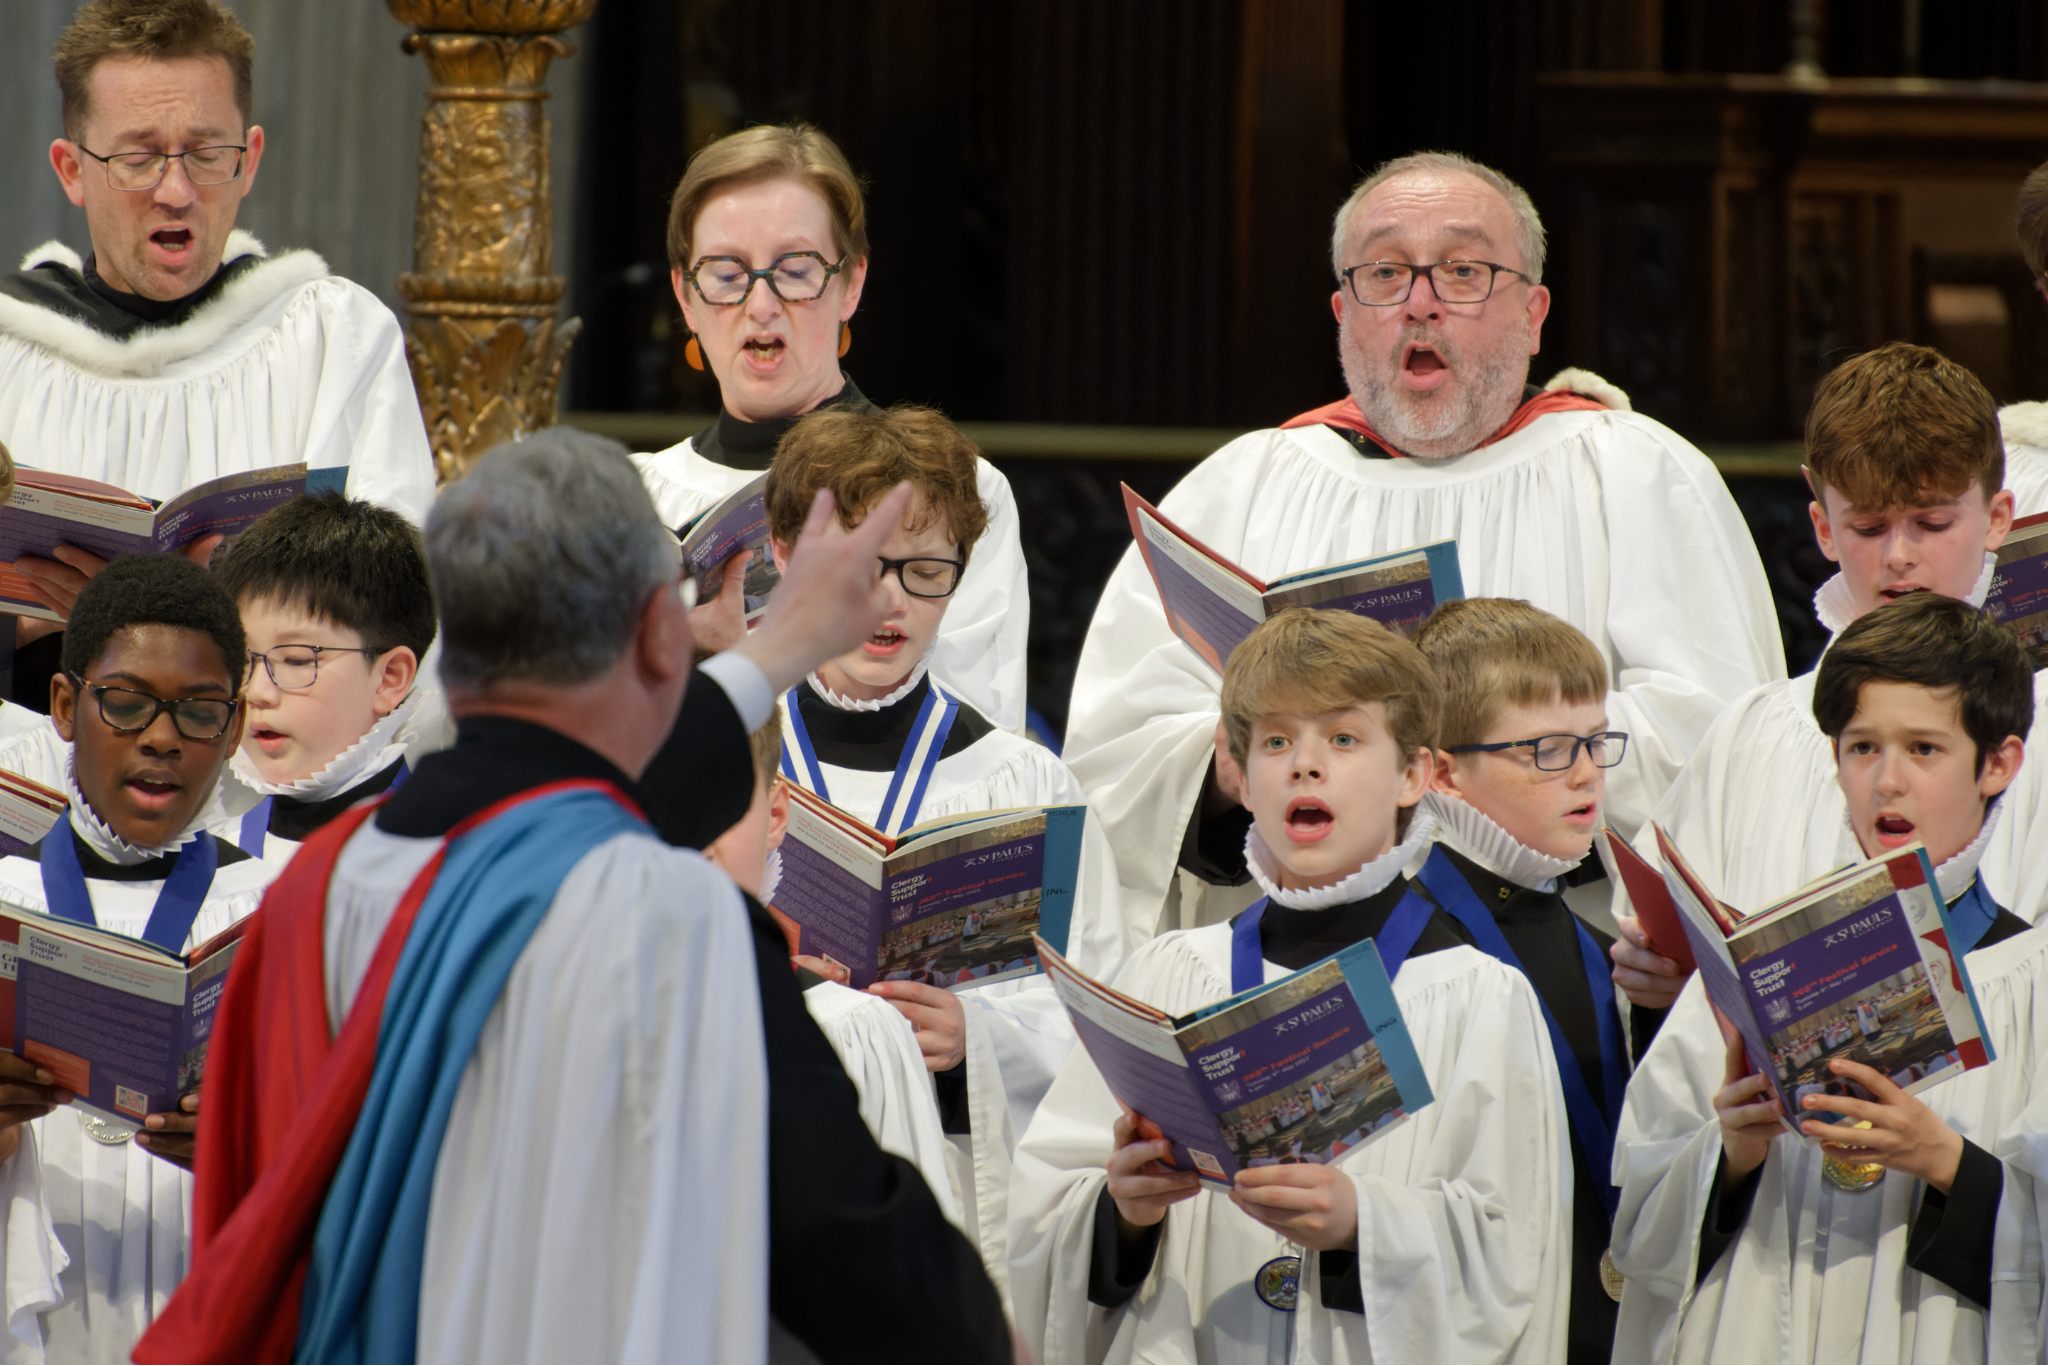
[75,143,247,191]
[1340,259,1529,307]
[69,674,237,740]
[246,644,379,691]
[1446,731,1628,772]
[685,252,850,306]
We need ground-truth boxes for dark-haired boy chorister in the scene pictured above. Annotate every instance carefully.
[0,555,282,1363]
[1613,593,2048,1360]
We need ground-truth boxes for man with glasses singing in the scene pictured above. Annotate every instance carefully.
[0,0,433,709]
[1065,150,1785,947]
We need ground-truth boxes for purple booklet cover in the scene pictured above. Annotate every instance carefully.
[1986,515,2048,669]
[677,475,779,622]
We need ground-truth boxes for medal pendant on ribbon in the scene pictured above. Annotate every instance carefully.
[1822,1120,1886,1191]
[81,1113,137,1145]
[1599,1247,1625,1302]
[1255,1255,1301,1311]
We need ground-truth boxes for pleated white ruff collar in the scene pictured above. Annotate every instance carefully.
[1812,553,1996,637]
[229,688,420,800]
[64,755,204,866]
[806,658,930,713]
[1839,792,2003,905]
[1424,791,1580,891]
[1244,804,1440,910]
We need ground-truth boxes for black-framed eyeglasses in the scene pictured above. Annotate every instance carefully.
[245,644,380,691]
[685,252,849,306]
[878,556,964,599]
[1340,259,1529,307]
[1447,731,1628,772]
[69,673,237,741]
[74,143,247,191]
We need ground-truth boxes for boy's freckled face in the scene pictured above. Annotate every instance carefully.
[1836,680,2018,867]
[239,596,390,785]
[1810,484,2013,623]
[1242,702,1431,891]
[1433,696,1607,861]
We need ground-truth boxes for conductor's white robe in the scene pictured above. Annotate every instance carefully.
[1006,925,1571,1364]
[1063,404,1784,941]
[318,815,771,1362]
[1996,402,2048,513]
[1609,922,2048,1362]
[784,699,1131,1303]
[635,438,1034,733]
[0,232,433,525]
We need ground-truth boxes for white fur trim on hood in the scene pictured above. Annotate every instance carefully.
[1424,791,1580,890]
[1244,803,1439,911]
[1812,554,1996,637]
[2000,400,2048,451]
[0,231,332,380]
[1543,367,1632,412]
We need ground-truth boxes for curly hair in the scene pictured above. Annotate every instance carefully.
[62,552,246,693]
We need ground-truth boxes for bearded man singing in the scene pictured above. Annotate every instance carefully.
[1064,151,1786,939]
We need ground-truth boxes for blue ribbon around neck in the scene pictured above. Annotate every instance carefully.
[780,681,959,836]
[1946,875,1999,957]
[1230,882,1439,996]
[39,823,218,954]
[239,760,410,858]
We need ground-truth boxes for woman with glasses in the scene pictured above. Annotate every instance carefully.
[634,123,1032,735]
[760,405,1130,1302]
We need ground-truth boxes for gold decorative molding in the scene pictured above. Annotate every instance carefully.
[390,1,593,484]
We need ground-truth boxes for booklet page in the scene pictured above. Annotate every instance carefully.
[1986,511,2048,669]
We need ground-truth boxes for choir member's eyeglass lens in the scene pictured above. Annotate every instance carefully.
[686,252,849,305]
[1340,259,1529,307]
[76,144,247,191]
[246,645,380,691]
[1446,731,1628,771]
[71,675,236,740]
[878,556,965,599]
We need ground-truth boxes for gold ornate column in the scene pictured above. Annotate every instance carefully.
[388,0,595,484]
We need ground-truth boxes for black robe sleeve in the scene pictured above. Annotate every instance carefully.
[638,670,761,850]
[1905,1139,2003,1307]
[742,892,1012,1362]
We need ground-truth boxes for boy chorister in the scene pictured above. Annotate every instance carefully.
[762,403,1130,1299]
[1612,592,2047,1361]
[1009,609,1569,1364]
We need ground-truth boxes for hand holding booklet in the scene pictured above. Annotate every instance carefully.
[676,472,778,624]
[1039,935,1434,1186]
[771,784,1084,990]
[0,771,246,1128]
[1632,823,1991,1136]
[1123,484,1462,673]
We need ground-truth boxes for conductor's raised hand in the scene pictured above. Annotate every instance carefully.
[741,483,916,694]
[1611,916,1688,1009]
[136,1090,199,1171]
[1107,1106,1199,1232]
[867,978,966,1071]
[1798,1057,1965,1193]
[1231,1162,1358,1251]
[1713,1029,1781,1187]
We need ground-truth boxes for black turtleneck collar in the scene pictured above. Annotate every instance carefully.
[691,375,872,471]
[1249,875,1473,972]
[796,673,994,771]
[267,756,409,842]
[0,251,258,340]
[375,715,640,839]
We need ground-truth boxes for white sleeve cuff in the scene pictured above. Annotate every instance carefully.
[698,652,776,733]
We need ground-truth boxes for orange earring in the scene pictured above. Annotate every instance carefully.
[838,324,852,358]
[684,336,705,371]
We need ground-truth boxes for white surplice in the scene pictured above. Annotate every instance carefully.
[1006,925,1571,1365]
[783,701,1132,1305]
[634,437,1034,734]
[0,796,276,1364]
[1996,403,2048,513]
[321,816,770,1363]
[0,233,433,525]
[1063,401,1785,943]
[1609,923,2048,1363]
[801,980,960,1225]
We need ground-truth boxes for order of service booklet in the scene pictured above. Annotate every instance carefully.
[1039,934,1433,1187]
[771,784,1084,990]
[0,463,348,622]
[1985,509,2048,670]
[677,473,778,624]
[1122,485,1463,673]
[1649,823,1991,1136]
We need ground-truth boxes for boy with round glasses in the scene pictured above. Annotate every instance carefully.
[0,554,278,1362]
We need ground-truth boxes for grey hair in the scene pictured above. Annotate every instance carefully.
[1330,151,1547,285]
[427,427,679,691]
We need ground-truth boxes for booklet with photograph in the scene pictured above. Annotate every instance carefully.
[1651,824,1991,1137]
[677,473,778,624]
[1122,485,1462,673]
[771,784,1085,990]
[0,463,347,621]
[1039,934,1433,1187]
[1985,509,2048,670]
[0,905,248,1130]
